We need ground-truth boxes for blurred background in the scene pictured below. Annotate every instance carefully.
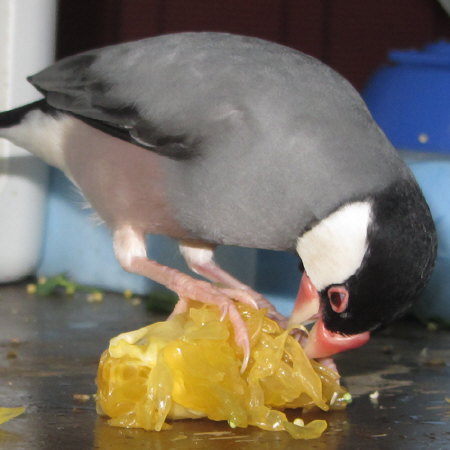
[56,0,450,89]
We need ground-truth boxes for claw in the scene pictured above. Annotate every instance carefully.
[226,302,251,372]
[219,303,228,322]
[221,288,259,310]
[240,344,250,374]
[168,282,252,372]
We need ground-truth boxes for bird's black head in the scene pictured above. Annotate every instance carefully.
[321,177,437,335]
[291,176,437,358]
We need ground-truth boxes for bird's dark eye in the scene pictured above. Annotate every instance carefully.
[327,286,349,313]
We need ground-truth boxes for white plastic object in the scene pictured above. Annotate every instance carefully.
[0,0,57,282]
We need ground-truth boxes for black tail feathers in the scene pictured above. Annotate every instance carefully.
[0,99,55,128]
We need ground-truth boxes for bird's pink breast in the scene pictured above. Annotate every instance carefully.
[62,118,190,239]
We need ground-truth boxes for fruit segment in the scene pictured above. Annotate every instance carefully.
[96,302,350,439]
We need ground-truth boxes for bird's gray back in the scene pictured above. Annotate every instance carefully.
[29,32,410,250]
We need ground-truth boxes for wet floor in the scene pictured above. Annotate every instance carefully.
[0,283,449,449]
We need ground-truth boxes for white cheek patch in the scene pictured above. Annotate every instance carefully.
[296,201,372,291]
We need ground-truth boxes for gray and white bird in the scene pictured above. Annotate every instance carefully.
[0,32,437,368]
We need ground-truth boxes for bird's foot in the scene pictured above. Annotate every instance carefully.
[168,278,265,372]
[240,288,288,328]
[178,242,287,327]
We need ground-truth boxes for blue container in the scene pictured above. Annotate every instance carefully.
[363,41,450,153]
[363,41,450,324]
[406,155,450,325]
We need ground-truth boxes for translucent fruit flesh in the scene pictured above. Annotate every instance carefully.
[96,302,349,439]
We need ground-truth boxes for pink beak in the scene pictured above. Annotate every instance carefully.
[289,273,370,358]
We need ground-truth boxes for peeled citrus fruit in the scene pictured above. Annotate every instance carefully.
[96,302,350,439]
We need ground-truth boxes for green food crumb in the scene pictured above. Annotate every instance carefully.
[29,274,101,297]
[342,392,352,403]
[27,275,177,314]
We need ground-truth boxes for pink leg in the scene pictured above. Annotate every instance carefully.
[180,242,287,327]
[113,226,252,370]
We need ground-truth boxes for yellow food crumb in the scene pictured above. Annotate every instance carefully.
[96,302,350,439]
[171,434,188,441]
[123,289,133,299]
[87,292,104,303]
[26,284,37,295]
[73,394,91,402]
[293,418,305,427]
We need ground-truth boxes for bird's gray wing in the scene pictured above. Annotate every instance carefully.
[27,38,206,160]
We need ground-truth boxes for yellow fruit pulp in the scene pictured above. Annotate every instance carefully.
[96,302,349,439]
[0,406,25,425]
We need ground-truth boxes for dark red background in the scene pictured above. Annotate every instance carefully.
[56,0,450,90]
